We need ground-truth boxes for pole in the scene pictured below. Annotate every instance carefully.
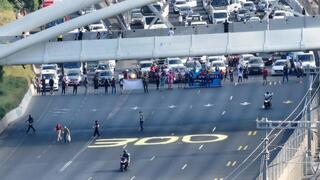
[263,131,269,180]
[307,65,312,157]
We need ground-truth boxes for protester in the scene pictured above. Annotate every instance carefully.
[73,83,78,95]
[111,78,116,94]
[49,77,54,95]
[283,63,289,83]
[83,74,88,95]
[119,78,124,94]
[139,111,144,132]
[61,78,66,95]
[55,123,63,142]
[229,68,234,82]
[262,67,268,85]
[142,74,149,93]
[63,126,71,143]
[238,67,243,83]
[41,77,46,96]
[93,120,100,137]
[93,75,99,94]
[104,78,110,94]
[26,114,35,134]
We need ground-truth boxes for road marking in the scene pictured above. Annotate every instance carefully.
[283,100,293,104]
[212,127,216,132]
[252,131,257,135]
[199,144,204,150]
[204,103,213,107]
[198,90,201,94]
[222,111,226,115]
[91,109,97,112]
[150,156,155,161]
[232,161,237,166]
[248,131,252,136]
[87,177,92,180]
[237,145,243,151]
[60,161,72,172]
[131,106,138,110]
[226,161,231,166]
[230,96,233,100]
[37,155,42,158]
[181,164,187,170]
[213,178,223,180]
[235,83,238,86]
[123,144,127,149]
[243,145,248,150]
[240,102,251,106]
[168,105,176,109]
[226,161,237,167]
[130,176,136,180]
[269,82,272,85]
[190,105,193,109]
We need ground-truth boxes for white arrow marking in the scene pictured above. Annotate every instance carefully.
[168,105,176,109]
[131,106,138,110]
[230,96,233,100]
[283,100,293,104]
[181,164,187,170]
[273,81,277,85]
[204,103,213,107]
[87,177,92,180]
[240,102,251,106]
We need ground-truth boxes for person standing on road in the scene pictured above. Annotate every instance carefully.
[237,67,243,83]
[26,114,36,134]
[63,126,71,143]
[73,83,78,95]
[262,67,268,85]
[55,123,63,142]
[61,77,66,95]
[142,74,149,93]
[93,74,99,94]
[111,78,116,94]
[83,74,88,95]
[139,111,144,132]
[119,78,124,94]
[283,63,289,83]
[155,73,160,90]
[229,67,234,82]
[49,77,54,95]
[41,77,46,96]
[93,120,100,137]
[104,78,110,94]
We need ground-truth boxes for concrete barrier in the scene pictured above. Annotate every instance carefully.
[0,85,34,134]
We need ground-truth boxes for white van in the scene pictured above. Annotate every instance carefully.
[292,51,316,70]
[41,70,59,90]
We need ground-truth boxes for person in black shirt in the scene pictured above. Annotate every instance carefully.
[61,78,66,95]
[26,114,35,134]
[49,78,54,95]
[93,120,100,137]
[111,78,116,94]
[41,77,46,96]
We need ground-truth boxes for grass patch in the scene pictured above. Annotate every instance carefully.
[0,65,34,119]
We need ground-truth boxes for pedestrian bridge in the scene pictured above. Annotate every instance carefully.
[0,26,320,65]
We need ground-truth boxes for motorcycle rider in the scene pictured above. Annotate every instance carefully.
[264,91,273,108]
[120,149,130,170]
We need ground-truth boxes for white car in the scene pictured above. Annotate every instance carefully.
[271,59,290,76]
[207,56,227,67]
[190,21,207,26]
[41,70,59,90]
[186,0,197,7]
[211,61,227,73]
[239,54,255,66]
[242,1,256,11]
[89,23,107,32]
[65,70,82,86]
[41,64,60,75]
[139,60,154,73]
[210,10,229,24]
[247,16,260,22]
[131,12,144,23]
[166,58,185,69]
[174,0,187,13]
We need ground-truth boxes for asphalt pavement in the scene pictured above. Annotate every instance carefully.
[0,75,307,180]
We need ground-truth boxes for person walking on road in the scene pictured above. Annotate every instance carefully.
[41,77,46,96]
[139,111,144,132]
[55,123,63,142]
[119,78,124,94]
[83,74,88,95]
[229,68,234,82]
[111,78,116,94]
[283,63,289,83]
[237,67,243,83]
[262,67,268,85]
[49,77,54,95]
[93,74,99,94]
[104,78,110,94]
[26,114,36,134]
[93,120,100,137]
[63,126,71,143]
[142,74,149,93]
[73,83,78,95]
[61,78,66,95]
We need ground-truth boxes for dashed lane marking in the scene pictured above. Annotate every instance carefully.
[269,82,272,85]
[226,161,231,166]
[123,144,127,149]
[213,178,223,180]
[212,127,216,132]
[88,177,92,180]
[150,156,155,161]
[243,145,248,150]
[199,144,204,150]
[226,161,237,167]
[237,145,243,151]
[181,164,187,170]
[198,90,201,94]
[222,111,226,115]
[252,131,257,136]
[248,131,252,136]
[274,81,277,85]
[60,161,72,172]
[232,161,237,166]
[230,96,233,100]
[130,176,136,180]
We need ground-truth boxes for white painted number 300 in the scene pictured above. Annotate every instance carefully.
[88,134,228,148]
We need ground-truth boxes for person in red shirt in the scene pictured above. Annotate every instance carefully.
[262,67,268,85]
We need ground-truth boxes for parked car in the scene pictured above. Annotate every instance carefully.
[247,57,265,74]
[185,60,202,72]
[211,60,227,73]
[139,60,154,73]
[210,10,229,24]
[174,0,187,13]
[166,57,185,69]
[239,54,255,66]
[271,59,291,76]
[179,6,193,17]
[41,70,59,90]
[247,16,260,22]
[89,23,107,32]
[242,2,256,11]
[65,70,82,86]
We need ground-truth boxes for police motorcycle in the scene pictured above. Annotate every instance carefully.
[120,150,130,172]
[263,92,273,109]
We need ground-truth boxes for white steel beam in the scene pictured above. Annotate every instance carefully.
[0,0,159,59]
[1,27,320,65]
[0,0,104,36]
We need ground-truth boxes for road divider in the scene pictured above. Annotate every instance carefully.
[88,134,228,148]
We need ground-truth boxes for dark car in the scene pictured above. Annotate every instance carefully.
[247,57,265,74]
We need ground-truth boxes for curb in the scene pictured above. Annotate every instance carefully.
[0,85,34,134]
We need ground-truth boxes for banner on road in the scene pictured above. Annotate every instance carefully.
[123,79,143,90]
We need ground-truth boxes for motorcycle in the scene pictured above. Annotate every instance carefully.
[264,99,272,109]
[120,157,128,172]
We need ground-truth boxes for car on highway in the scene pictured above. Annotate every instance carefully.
[86,61,99,75]
[166,58,185,70]
[190,21,207,26]
[97,70,114,86]
[185,60,202,72]
[247,16,260,22]
[209,10,229,24]
[237,9,250,21]
[65,70,82,86]
[247,57,265,74]
[239,54,255,66]
[186,0,197,7]
[242,1,256,11]
[292,51,316,70]
[211,60,227,73]
[144,16,167,29]
[272,10,288,19]
[179,6,193,17]
[207,55,227,64]
[174,0,187,13]
[139,60,154,73]
[95,64,113,73]
[41,64,60,75]
[89,23,107,32]
[271,59,291,76]
[131,12,144,23]
[41,70,59,90]
[63,62,83,75]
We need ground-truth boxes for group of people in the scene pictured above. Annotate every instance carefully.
[34,76,56,96]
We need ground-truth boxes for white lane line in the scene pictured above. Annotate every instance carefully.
[230,96,233,100]
[60,160,73,172]
[222,111,226,115]
[181,164,187,170]
[87,177,92,180]
[199,144,204,150]
[212,127,216,132]
[150,156,155,161]
[123,144,127,149]
[130,176,136,180]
